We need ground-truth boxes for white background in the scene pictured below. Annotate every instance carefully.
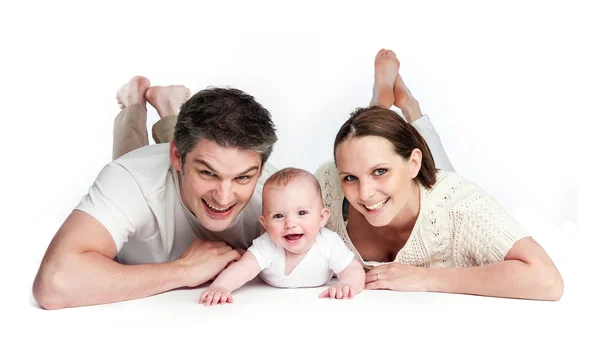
[1,0,597,342]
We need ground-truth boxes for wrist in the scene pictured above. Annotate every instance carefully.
[424,268,442,293]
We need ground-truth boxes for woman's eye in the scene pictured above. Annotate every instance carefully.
[373,168,387,176]
[343,175,357,182]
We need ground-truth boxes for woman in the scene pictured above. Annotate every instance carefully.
[315,49,564,301]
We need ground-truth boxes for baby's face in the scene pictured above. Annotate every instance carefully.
[260,177,329,255]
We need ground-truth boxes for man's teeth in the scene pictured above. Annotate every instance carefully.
[365,198,388,210]
[205,200,231,212]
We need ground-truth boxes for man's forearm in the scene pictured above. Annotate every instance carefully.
[427,260,563,301]
[33,251,187,310]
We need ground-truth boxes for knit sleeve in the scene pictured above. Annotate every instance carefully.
[450,185,531,267]
[314,159,345,234]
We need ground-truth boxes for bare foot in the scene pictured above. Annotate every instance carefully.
[393,73,423,123]
[145,85,191,118]
[370,49,400,109]
[116,76,151,109]
[393,73,413,110]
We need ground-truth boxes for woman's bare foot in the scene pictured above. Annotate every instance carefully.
[116,76,151,109]
[393,73,423,123]
[145,85,191,118]
[369,49,400,109]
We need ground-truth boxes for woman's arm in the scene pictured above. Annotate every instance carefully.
[426,237,564,300]
[365,237,563,300]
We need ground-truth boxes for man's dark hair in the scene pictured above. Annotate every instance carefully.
[174,87,277,166]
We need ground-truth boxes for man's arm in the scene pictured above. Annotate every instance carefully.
[33,210,240,310]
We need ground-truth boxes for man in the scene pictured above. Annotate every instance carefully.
[32,76,278,310]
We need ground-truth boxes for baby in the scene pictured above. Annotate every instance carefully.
[199,167,365,305]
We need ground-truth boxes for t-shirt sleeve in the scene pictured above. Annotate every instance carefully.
[247,232,278,270]
[322,229,356,274]
[451,186,531,266]
[74,162,153,253]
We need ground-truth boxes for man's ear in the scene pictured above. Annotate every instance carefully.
[319,207,331,228]
[170,140,182,171]
[409,148,423,179]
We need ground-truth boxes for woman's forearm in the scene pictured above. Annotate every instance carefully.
[426,260,564,301]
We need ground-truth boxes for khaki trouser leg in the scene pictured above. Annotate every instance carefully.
[113,104,178,160]
[112,104,149,160]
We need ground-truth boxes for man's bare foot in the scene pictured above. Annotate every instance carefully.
[116,76,151,109]
[369,49,400,109]
[145,85,191,118]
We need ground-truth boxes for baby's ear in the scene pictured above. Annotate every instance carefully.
[320,207,331,227]
[259,215,268,232]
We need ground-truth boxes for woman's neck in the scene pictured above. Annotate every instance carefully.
[388,181,421,232]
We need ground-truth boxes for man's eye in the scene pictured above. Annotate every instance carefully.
[343,175,357,182]
[237,175,249,180]
[298,211,307,216]
[273,214,283,219]
[201,170,215,177]
[373,168,387,176]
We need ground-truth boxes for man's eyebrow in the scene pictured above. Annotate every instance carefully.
[193,159,259,175]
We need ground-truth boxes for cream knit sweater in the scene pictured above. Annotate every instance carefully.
[315,161,530,269]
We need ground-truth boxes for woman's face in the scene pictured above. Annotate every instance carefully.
[335,135,420,227]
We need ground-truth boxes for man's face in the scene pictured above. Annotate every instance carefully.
[170,139,263,232]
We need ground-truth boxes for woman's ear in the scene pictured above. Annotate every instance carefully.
[409,148,422,179]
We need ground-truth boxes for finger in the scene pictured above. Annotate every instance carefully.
[235,248,246,256]
[348,288,355,299]
[365,271,387,284]
[319,289,329,298]
[221,248,242,262]
[343,286,350,299]
[227,295,233,303]
[220,293,229,304]
[365,281,389,290]
[211,292,221,306]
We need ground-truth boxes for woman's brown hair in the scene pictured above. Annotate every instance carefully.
[333,106,437,188]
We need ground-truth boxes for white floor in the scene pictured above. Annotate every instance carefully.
[9,218,593,344]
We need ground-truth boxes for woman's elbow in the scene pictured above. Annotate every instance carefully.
[536,266,564,301]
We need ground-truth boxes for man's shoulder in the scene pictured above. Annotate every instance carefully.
[108,144,174,197]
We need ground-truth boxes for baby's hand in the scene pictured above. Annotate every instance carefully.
[199,286,233,306]
[319,283,355,299]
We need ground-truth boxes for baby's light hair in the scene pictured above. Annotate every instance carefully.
[263,167,324,205]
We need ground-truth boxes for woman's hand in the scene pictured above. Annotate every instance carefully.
[364,263,430,292]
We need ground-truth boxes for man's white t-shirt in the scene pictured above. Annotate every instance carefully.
[247,227,357,288]
[75,143,277,264]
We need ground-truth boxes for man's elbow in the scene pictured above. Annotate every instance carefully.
[32,265,70,310]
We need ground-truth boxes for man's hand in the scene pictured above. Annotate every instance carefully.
[199,286,233,306]
[176,239,241,287]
